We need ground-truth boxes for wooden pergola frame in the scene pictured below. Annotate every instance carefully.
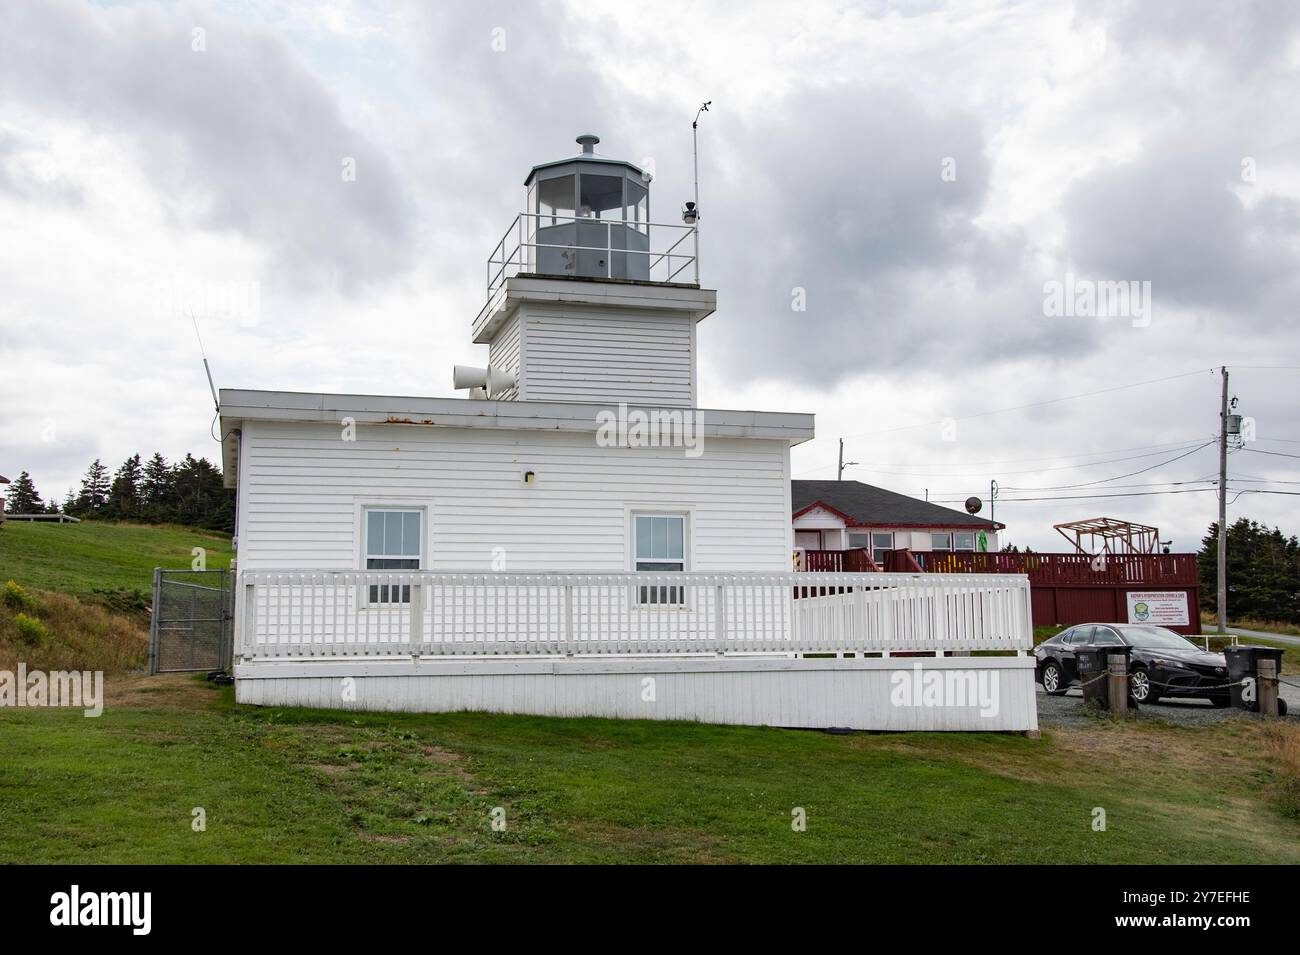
[1053,517,1161,555]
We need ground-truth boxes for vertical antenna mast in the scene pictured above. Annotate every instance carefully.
[687,100,711,283]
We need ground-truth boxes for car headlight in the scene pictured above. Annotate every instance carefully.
[1152,657,1189,669]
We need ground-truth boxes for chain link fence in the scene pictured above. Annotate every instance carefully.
[149,568,234,674]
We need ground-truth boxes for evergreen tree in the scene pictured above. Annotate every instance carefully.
[141,452,171,520]
[107,454,143,519]
[1198,518,1300,624]
[74,459,110,514]
[4,471,43,514]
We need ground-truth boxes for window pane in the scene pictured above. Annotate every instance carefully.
[382,511,403,556]
[666,518,683,559]
[931,533,952,550]
[367,510,385,555]
[579,174,624,220]
[402,511,421,556]
[538,175,575,224]
[873,532,893,548]
[955,532,975,550]
[627,179,648,233]
[652,517,668,558]
[635,516,652,559]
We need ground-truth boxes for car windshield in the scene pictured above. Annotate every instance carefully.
[1119,625,1197,651]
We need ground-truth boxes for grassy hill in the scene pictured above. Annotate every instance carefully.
[0,521,234,674]
[0,520,233,605]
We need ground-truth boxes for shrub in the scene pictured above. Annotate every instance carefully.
[14,613,49,646]
[3,580,37,613]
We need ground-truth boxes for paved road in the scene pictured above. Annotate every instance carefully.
[1221,626,1300,648]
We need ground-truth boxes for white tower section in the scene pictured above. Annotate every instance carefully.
[469,134,713,407]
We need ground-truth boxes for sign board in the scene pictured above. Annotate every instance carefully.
[1126,591,1190,626]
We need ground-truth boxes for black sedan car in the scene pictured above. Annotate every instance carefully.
[1034,623,1231,706]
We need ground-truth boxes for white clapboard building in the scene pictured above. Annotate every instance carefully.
[220,135,1036,732]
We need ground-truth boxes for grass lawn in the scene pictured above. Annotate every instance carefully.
[0,521,232,606]
[2,675,1299,864]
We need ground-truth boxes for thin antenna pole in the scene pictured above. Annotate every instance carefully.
[691,100,710,283]
[190,309,220,414]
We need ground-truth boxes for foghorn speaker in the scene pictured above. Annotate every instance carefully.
[486,365,517,397]
[453,365,488,390]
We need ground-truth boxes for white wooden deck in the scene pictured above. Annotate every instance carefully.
[234,571,1038,732]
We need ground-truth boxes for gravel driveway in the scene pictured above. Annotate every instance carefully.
[1035,680,1300,729]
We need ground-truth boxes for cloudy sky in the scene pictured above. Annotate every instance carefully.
[1,0,1297,550]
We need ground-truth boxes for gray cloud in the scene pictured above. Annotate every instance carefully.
[0,0,413,293]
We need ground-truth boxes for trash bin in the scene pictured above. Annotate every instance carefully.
[1223,645,1286,713]
[1076,644,1134,710]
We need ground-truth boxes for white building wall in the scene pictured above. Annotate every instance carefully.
[519,302,694,406]
[235,420,791,572]
[487,312,521,401]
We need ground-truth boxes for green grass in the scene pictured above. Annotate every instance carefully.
[0,521,232,608]
[2,676,1298,864]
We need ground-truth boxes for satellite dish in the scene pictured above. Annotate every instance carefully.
[965,496,982,515]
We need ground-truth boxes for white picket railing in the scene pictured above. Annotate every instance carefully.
[238,571,1033,660]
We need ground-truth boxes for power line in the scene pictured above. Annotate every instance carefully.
[838,440,1211,480]
[931,487,1217,504]
[1242,447,1300,461]
[1001,441,1215,491]
[837,368,1211,440]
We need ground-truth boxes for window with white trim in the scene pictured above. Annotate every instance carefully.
[848,532,870,549]
[871,531,894,566]
[954,531,976,551]
[364,508,422,604]
[634,513,685,605]
[931,532,953,552]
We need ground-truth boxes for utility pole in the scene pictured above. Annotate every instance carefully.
[837,439,858,481]
[990,479,998,531]
[1217,365,1229,634]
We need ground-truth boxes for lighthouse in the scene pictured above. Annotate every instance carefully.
[460,134,713,407]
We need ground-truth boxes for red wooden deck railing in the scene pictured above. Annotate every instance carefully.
[904,550,1199,587]
[800,548,880,572]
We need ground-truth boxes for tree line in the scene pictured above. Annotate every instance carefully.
[4,453,235,533]
[1198,518,1300,625]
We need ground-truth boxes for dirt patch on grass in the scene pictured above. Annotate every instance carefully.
[566,819,741,863]
[104,673,222,713]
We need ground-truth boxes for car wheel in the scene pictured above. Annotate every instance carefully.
[1042,661,1067,696]
[1129,667,1159,704]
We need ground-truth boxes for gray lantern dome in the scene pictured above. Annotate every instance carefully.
[523,134,651,281]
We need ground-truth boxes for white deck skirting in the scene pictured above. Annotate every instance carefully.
[233,571,1038,732]
[235,654,1038,732]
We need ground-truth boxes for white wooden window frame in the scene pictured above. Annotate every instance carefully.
[355,502,428,608]
[625,506,693,608]
[930,532,953,551]
[954,531,976,551]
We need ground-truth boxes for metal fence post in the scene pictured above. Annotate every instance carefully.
[148,568,161,675]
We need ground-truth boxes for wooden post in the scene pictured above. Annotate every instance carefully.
[408,579,424,661]
[1258,658,1279,718]
[1108,653,1130,717]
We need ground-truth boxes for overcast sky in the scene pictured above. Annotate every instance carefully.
[1,0,1297,550]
